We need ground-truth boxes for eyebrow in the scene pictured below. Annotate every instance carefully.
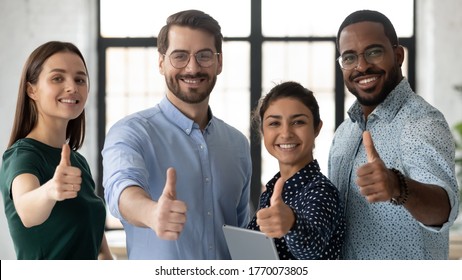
[341,43,385,55]
[170,48,214,54]
[49,68,87,76]
[265,113,310,120]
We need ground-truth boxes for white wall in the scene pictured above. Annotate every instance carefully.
[0,0,461,260]
[0,0,97,259]
[416,0,462,127]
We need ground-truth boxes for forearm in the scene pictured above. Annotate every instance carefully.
[404,178,451,226]
[284,213,325,259]
[118,186,157,228]
[12,176,56,228]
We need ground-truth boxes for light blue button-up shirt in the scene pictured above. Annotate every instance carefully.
[102,97,252,259]
[328,79,459,259]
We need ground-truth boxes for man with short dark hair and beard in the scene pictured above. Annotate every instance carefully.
[102,10,252,259]
[328,10,459,259]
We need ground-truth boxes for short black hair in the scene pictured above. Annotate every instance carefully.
[336,10,398,51]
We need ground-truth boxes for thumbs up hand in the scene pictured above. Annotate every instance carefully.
[47,144,82,201]
[356,131,398,203]
[153,168,187,240]
[256,177,295,238]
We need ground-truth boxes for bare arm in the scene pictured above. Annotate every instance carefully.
[118,168,187,240]
[11,144,81,227]
[357,131,451,226]
[397,176,450,226]
[118,186,158,228]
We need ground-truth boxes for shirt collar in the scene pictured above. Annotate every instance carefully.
[268,159,321,189]
[347,78,411,126]
[159,96,214,135]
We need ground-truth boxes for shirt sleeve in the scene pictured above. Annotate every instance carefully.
[236,139,252,227]
[401,115,459,231]
[284,184,343,259]
[102,119,151,220]
[2,146,44,199]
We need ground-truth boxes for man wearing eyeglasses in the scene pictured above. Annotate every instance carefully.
[328,10,459,259]
[102,9,252,259]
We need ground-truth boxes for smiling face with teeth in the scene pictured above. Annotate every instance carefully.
[262,97,322,178]
[26,51,88,123]
[159,25,223,108]
[338,21,404,116]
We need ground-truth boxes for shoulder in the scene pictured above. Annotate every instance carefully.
[211,117,249,143]
[106,107,163,139]
[2,139,49,163]
[399,96,451,138]
[112,107,162,128]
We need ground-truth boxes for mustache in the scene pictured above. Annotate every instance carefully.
[350,69,385,80]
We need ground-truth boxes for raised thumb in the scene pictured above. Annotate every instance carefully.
[363,131,380,163]
[60,143,71,166]
[270,177,284,206]
[162,167,177,200]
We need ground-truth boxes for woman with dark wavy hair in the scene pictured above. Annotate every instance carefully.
[248,81,345,259]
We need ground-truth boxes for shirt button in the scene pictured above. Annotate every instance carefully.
[200,144,204,149]
[205,177,210,183]
[207,211,212,216]
[185,128,190,133]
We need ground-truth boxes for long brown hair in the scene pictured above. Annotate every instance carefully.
[8,41,88,150]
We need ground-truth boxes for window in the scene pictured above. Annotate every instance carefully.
[98,0,415,214]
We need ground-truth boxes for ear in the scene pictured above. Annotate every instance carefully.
[158,53,166,75]
[314,120,323,138]
[216,53,223,75]
[395,45,405,67]
[26,82,38,100]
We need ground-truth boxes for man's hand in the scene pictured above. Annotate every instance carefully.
[356,131,400,203]
[153,168,187,240]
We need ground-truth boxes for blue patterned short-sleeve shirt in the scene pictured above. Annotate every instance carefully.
[328,78,459,259]
[248,160,346,260]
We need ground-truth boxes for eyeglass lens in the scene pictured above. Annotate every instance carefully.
[338,46,385,69]
[168,50,217,68]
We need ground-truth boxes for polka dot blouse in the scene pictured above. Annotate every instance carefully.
[247,160,346,260]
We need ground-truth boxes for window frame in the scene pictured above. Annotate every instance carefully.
[96,0,416,209]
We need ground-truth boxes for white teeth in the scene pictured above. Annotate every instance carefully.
[60,99,77,104]
[183,79,199,84]
[279,144,296,149]
[359,77,377,84]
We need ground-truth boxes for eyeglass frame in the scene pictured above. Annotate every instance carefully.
[337,45,397,70]
[163,49,220,69]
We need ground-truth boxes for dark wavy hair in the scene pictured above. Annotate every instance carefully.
[157,9,223,55]
[252,81,321,138]
[8,41,88,150]
[336,10,399,51]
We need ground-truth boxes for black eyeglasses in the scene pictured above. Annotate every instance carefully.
[337,46,387,70]
[164,50,220,69]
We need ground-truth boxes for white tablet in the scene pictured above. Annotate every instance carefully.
[222,224,279,260]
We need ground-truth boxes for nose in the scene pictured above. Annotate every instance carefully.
[354,53,371,72]
[280,123,293,138]
[185,54,201,72]
[65,81,78,93]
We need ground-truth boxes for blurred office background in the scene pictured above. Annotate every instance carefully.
[0,0,461,259]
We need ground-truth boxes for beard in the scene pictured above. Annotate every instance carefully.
[347,65,401,107]
[165,73,216,104]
